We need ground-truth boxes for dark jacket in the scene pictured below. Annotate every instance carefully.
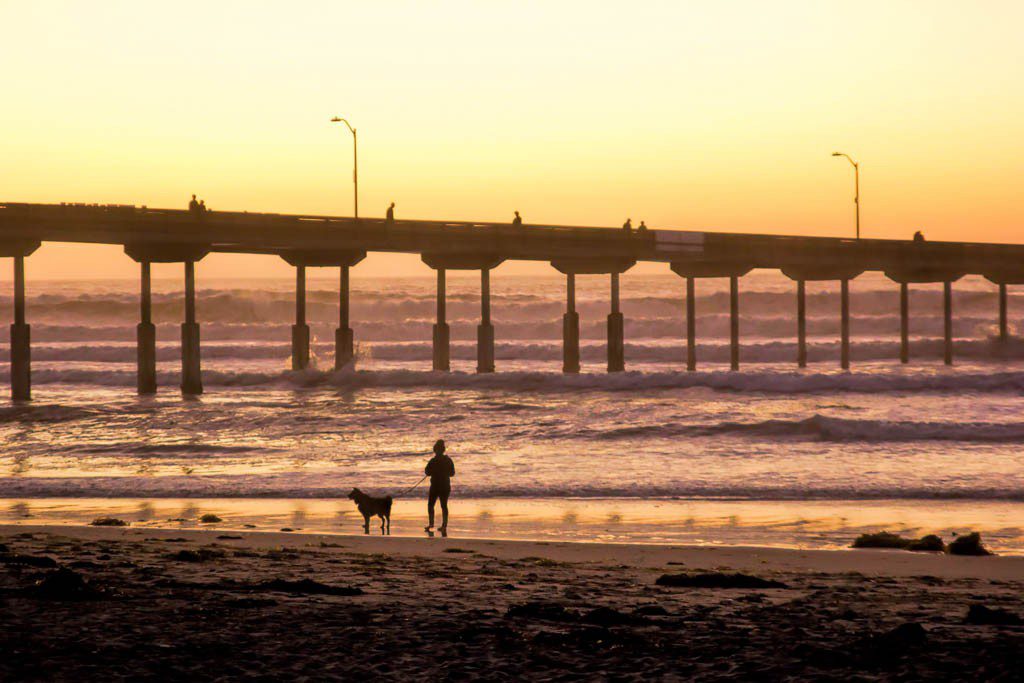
[425,454,455,486]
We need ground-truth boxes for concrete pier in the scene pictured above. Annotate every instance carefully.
[137,261,157,394]
[477,268,495,373]
[796,280,806,368]
[729,276,739,371]
[608,272,625,372]
[433,269,449,372]
[10,255,30,400]
[686,277,696,371]
[292,266,310,370]
[944,281,953,365]
[563,274,580,374]
[181,261,202,395]
[900,283,910,363]
[840,279,850,370]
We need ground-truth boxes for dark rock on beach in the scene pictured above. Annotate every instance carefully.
[966,604,1022,625]
[89,517,128,527]
[0,553,58,568]
[31,568,104,601]
[655,572,788,589]
[948,532,992,556]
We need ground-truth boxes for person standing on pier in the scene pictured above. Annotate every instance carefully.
[188,194,200,215]
[622,218,632,234]
[637,220,648,233]
[512,210,523,228]
[386,202,395,223]
[424,439,455,535]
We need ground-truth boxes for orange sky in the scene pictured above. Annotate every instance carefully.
[2,1,1022,280]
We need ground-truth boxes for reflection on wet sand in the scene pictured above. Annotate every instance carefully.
[1,497,1023,553]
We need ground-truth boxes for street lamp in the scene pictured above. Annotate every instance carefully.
[331,116,358,219]
[832,152,860,239]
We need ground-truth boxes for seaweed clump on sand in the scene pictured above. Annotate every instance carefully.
[947,532,992,556]
[90,517,128,527]
[199,514,223,524]
[852,532,945,552]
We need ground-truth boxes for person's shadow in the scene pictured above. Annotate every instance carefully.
[424,529,448,538]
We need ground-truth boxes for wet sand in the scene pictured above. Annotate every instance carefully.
[2,524,1023,680]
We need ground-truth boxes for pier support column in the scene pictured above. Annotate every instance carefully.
[477,269,495,373]
[335,265,355,370]
[433,269,450,372]
[10,256,30,401]
[181,261,202,395]
[686,277,696,371]
[999,284,1008,341]
[900,283,909,364]
[729,276,739,371]
[796,280,806,368]
[563,274,580,374]
[137,262,157,394]
[292,266,310,371]
[944,281,953,365]
[840,279,850,370]
[607,272,625,372]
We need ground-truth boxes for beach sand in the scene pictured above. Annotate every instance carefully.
[2,524,1023,680]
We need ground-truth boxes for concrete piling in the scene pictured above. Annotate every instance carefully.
[180,260,202,395]
[607,272,625,372]
[433,268,450,371]
[686,277,696,371]
[10,255,30,401]
[292,266,310,371]
[137,261,157,394]
[477,268,495,373]
[563,273,580,374]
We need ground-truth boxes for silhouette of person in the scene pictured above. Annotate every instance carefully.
[386,202,395,223]
[622,218,632,234]
[198,200,208,216]
[913,230,925,243]
[512,211,523,227]
[637,220,648,233]
[424,439,455,534]
[188,194,199,216]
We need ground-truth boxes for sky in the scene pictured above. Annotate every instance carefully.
[1,0,1022,280]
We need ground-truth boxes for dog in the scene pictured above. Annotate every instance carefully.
[347,488,392,535]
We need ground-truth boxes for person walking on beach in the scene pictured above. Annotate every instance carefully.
[424,439,455,534]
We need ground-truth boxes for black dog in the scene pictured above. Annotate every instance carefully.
[347,488,392,535]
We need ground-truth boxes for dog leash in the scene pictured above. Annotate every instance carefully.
[391,474,428,498]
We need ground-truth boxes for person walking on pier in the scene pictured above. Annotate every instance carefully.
[622,218,632,234]
[424,439,455,535]
[386,202,395,223]
[512,211,523,228]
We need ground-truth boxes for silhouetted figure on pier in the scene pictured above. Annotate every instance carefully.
[512,211,523,228]
[386,202,395,223]
[188,194,200,216]
[622,218,632,234]
[198,200,208,217]
[424,439,455,535]
[913,230,925,243]
[637,220,648,233]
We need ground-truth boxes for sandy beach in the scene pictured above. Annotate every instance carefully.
[3,524,1022,680]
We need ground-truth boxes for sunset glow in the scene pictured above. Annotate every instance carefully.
[3,1,1022,278]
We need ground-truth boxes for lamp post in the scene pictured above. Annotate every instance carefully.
[832,152,859,239]
[331,116,358,219]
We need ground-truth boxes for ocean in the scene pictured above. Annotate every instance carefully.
[2,271,1023,551]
